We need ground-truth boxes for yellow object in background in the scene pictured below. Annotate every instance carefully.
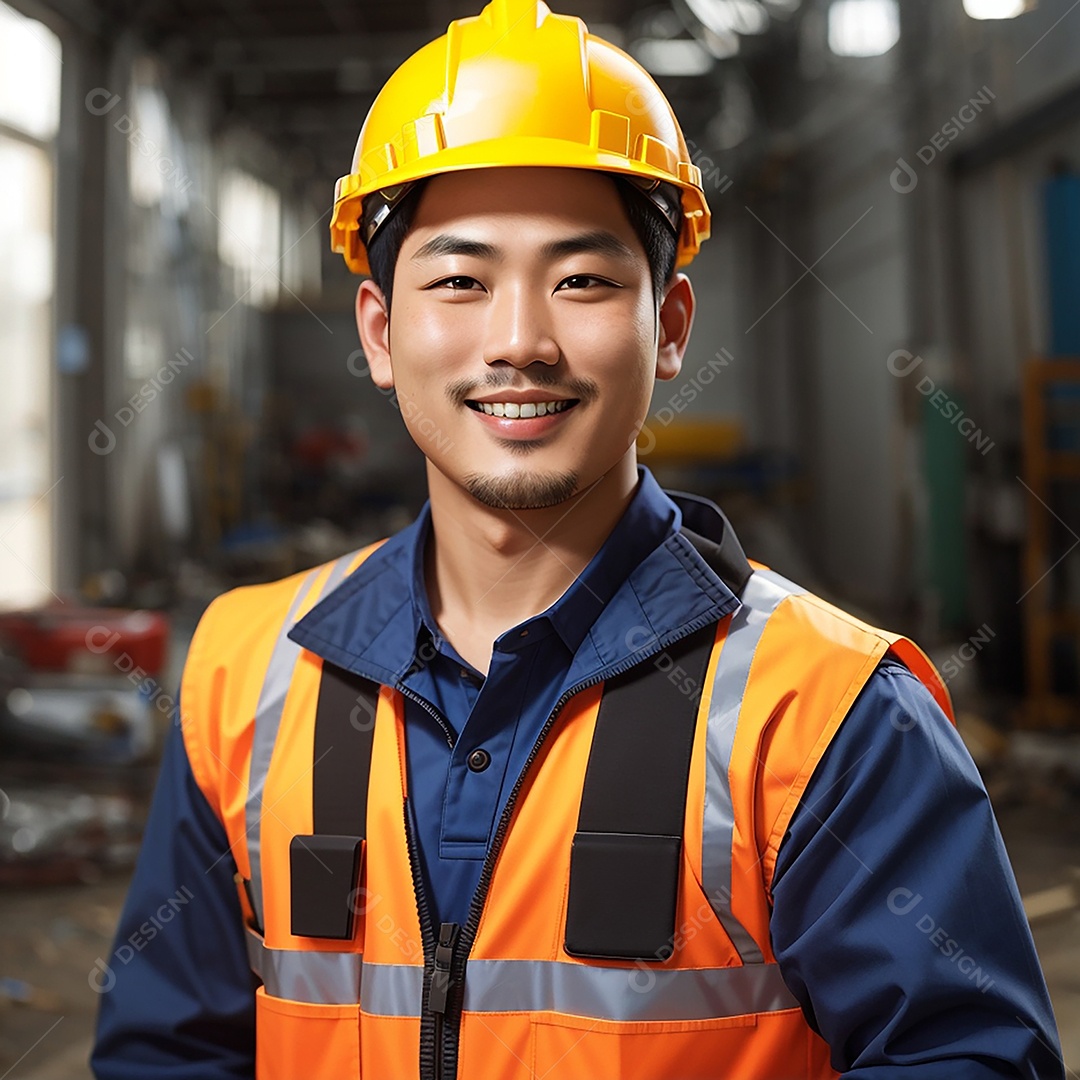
[637,417,743,463]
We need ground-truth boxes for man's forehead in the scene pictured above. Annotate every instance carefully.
[413,167,626,221]
[404,167,641,253]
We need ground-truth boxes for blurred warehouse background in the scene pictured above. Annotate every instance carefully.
[1,0,1080,1073]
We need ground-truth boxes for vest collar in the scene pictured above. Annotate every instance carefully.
[288,466,747,688]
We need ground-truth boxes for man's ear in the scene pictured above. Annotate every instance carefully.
[656,273,694,382]
[355,279,394,390]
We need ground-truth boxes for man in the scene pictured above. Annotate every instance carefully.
[92,1,1063,1077]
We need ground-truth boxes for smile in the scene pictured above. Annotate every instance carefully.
[465,400,579,418]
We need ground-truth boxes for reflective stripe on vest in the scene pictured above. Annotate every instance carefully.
[461,957,798,1021]
[700,568,805,964]
[245,927,422,1012]
[245,920,798,1021]
[245,553,357,932]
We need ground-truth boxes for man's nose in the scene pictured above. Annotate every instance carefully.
[482,283,560,368]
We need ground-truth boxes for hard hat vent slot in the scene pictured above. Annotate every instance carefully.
[635,134,678,176]
[402,114,447,162]
[590,110,630,157]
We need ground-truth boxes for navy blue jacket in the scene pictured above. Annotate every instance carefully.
[92,465,1063,1079]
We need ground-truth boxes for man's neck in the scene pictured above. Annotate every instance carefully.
[423,454,640,673]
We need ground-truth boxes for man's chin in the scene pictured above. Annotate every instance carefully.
[461,469,580,511]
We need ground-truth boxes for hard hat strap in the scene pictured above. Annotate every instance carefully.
[362,184,417,247]
[360,173,683,254]
[623,176,683,240]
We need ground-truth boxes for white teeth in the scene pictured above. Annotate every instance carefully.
[477,400,572,418]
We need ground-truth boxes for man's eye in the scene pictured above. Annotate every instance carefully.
[431,276,482,291]
[556,275,616,291]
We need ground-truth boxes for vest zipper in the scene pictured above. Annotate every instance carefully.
[395,677,471,1078]
[434,612,724,1080]
[402,795,439,1080]
[429,921,460,1080]
[396,682,461,1078]
[397,683,456,748]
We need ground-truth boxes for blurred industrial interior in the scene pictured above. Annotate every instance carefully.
[1,0,1080,1073]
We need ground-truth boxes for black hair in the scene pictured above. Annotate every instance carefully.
[363,173,680,312]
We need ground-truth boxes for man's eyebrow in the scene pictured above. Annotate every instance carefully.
[411,235,501,262]
[539,230,637,262]
[409,230,637,263]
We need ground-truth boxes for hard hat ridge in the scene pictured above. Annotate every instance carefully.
[480,0,551,36]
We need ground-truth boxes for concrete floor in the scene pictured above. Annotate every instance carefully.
[0,794,1077,1078]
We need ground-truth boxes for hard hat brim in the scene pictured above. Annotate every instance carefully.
[331,145,711,277]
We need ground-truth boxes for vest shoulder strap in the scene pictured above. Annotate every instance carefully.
[564,617,717,962]
[562,523,747,960]
[290,662,379,941]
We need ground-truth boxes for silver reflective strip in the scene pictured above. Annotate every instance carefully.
[752,568,806,597]
[245,927,365,1006]
[361,962,426,1017]
[243,935,796,1019]
[321,550,358,597]
[245,552,358,930]
[701,570,805,964]
[463,958,798,1021]
[246,570,318,931]
[245,925,264,978]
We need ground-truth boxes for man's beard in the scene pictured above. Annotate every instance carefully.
[462,468,579,510]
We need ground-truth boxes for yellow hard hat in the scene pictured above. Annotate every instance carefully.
[330,0,712,275]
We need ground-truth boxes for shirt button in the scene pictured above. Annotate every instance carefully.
[467,748,491,773]
[459,667,469,677]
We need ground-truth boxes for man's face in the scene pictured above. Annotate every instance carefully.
[355,166,693,511]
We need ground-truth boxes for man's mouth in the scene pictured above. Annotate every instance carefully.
[465,399,580,418]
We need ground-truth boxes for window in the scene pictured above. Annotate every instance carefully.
[218,169,282,308]
[0,1,62,608]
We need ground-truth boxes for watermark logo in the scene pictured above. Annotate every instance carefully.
[887,350,995,456]
[88,348,194,456]
[886,886,996,994]
[636,349,735,456]
[686,139,734,194]
[85,88,194,194]
[624,626,705,705]
[628,887,734,993]
[890,87,996,194]
[346,349,453,454]
[939,624,996,684]
[85,625,180,723]
[89,886,195,993]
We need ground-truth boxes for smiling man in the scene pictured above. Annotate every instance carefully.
[92,1,1063,1079]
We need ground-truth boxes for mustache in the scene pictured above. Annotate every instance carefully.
[449,376,598,407]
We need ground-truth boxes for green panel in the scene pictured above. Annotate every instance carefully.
[922,390,969,631]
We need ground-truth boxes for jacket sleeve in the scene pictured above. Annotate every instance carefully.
[90,710,257,1079]
[770,660,1064,1080]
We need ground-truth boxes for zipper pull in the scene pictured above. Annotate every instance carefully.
[428,921,460,1014]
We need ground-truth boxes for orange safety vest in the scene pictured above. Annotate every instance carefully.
[180,534,952,1080]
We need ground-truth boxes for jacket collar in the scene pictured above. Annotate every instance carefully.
[289,465,747,688]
